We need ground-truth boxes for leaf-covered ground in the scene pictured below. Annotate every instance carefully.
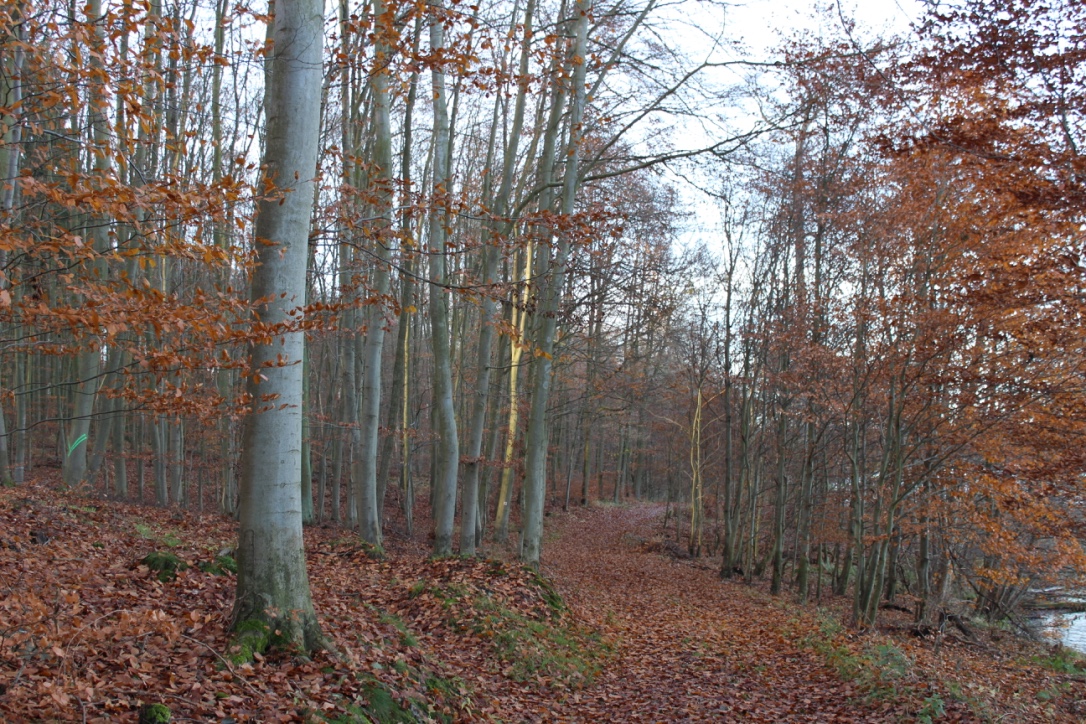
[0,481,1083,722]
[541,504,1086,722]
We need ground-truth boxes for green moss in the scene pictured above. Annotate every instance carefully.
[377,610,419,648]
[229,618,271,664]
[355,675,417,723]
[1029,647,1086,675]
[526,568,565,616]
[135,522,182,548]
[317,662,469,723]
[198,554,238,575]
[467,593,610,688]
[360,540,386,560]
[424,674,464,699]
[137,702,172,724]
[142,551,189,582]
[421,675,466,724]
[235,618,270,634]
[432,583,469,608]
[407,579,427,599]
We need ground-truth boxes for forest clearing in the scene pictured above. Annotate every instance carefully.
[2,479,1085,722]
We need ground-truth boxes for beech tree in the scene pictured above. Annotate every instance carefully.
[231,0,325,653]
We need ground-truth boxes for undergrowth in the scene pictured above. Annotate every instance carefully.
[403,563,612,692]
[795,610,938,720]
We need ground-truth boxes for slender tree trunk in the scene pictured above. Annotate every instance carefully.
[0,7,21,486]
[152,415,169,505]
[521,0,591,565]
[63,0,114,489]
[354,0,398,547]
[428,0,459,556]
[688,390,703,557]
[301,352,314,525]
[770,411,787,595]
[495,241,531,541]
[459,0,536,554]
[214,0,237,517]
[169,418,184,506]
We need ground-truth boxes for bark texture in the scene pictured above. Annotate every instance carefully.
[232,0,325,652]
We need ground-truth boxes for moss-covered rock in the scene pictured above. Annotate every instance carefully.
[142,551,188,582]
[137,702,171,723]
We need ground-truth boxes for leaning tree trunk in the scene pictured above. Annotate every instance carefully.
[231,0,325,654]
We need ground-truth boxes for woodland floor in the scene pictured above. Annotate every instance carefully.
[1,477,1085,722]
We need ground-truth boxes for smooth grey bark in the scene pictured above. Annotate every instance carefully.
[214,0,238,517]
[13,351,27,484]
[152,415,168,505]
[459,0,536,555]
[63,0,112,489]
[520,0,592,565]
[169,418,184,505]
[354,0,398,547]
[428,0,459,556]
[301,351,314,524]
[112,387,127,498]
[232,0,324,652]
[0,4,23,486]
[495,241,531,541]
[376,14,421,526]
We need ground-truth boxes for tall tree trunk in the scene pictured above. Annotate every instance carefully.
[495,241,531,541]
[428,0,459,556]
[214,0,237,517]
[301,352,314,525]
[232,0,325,653]
[354,0,398,547]
[63,0,112,489]
[688,390,704,557]
[0,4,23,486]
[520,0,591,565]
[460,0,536,554]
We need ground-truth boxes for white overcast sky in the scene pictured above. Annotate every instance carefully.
[656,0,928,256]
[725,0,925,54]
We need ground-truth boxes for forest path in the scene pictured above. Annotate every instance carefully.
[541,503,902,722]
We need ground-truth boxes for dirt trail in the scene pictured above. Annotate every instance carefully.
[540,504,908,722]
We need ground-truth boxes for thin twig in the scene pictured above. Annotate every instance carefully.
[179,633,263,699]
